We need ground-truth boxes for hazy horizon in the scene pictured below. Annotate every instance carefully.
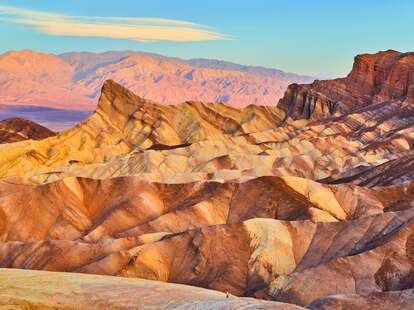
[1,0,413,77]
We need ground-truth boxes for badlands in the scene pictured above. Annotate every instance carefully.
[1,50,414,309]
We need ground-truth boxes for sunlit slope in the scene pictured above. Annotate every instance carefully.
[0,80,284,179]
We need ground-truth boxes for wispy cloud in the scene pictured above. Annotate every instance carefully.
[0,5,231,42]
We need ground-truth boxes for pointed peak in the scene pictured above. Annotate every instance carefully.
[101,79,134,97]
[98,80,142,108]
[95,80,151,126]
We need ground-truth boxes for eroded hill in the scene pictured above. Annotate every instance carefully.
[1,50,414,309]
[0,118,55,143]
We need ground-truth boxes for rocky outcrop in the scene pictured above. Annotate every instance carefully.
[277,83,346,120]
[278,50,414,120]
[0,118,54,143]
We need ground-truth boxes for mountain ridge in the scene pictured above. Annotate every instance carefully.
[0,49,314,110]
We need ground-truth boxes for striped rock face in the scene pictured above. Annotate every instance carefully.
[1,50,414,309]
[0,118,55,144]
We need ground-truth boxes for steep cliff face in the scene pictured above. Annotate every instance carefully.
[347,50,414,103]
[278,50,414,120]
[277,83,345,120]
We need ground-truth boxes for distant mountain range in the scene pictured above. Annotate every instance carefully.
[0,50,314,110]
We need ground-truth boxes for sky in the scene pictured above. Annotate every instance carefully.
[0,0,413,77]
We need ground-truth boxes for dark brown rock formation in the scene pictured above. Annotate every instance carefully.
[278,50,414,120]
[0,118,54,143]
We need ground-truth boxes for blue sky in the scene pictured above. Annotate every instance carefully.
[0,0,413,77]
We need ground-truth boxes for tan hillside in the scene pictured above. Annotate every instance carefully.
[2,50,414,309]
[0,79,285,180]
[0,269,303,309]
